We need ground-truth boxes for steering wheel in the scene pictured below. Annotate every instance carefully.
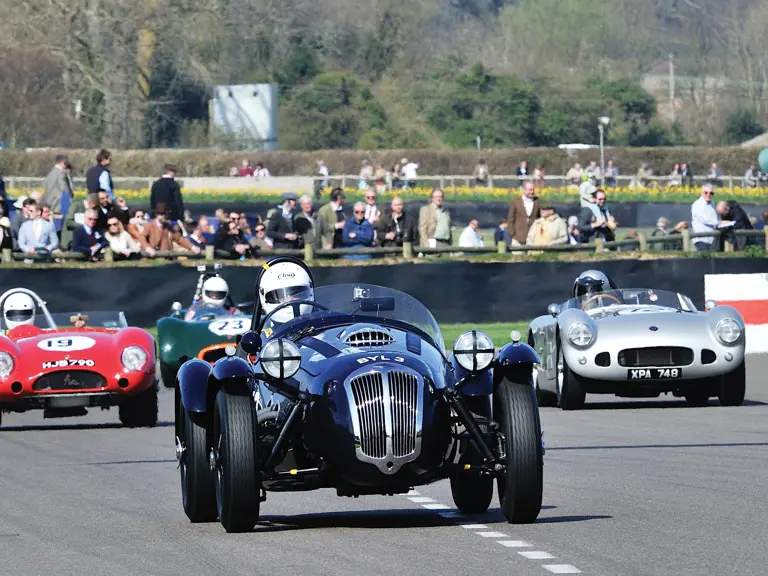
[257,299,331,333]
[581,293,623,311]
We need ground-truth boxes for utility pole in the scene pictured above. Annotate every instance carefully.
[669,53,675,123]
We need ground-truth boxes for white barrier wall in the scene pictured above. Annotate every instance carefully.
[704,273,768,354]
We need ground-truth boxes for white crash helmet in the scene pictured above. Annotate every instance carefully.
[202,276,229,307]
[4,292,36,330]
[259,261,314,324]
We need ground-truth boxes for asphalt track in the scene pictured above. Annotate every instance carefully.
[1,356,767,576]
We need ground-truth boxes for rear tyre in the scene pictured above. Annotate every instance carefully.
[684,388,710,407]
[213,389,261,533]
[160,362,177,389]
[450,472,494,514]
[495,375,544,524]
[557,345,586,411]
[718,360,746,406]
[119,380,159,427]
[178,397,217,522]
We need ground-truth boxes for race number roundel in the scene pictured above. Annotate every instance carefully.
[208,318,249,336]
[37,336,96,352]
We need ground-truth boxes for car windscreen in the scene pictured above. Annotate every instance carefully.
[266,283,445,350]
[563,288,697,312]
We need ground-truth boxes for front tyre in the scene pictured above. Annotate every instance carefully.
[178,395,217,522]
[160,361,177,389]
[119,379,159,427]
[495,376,544,524]
[557,345,586,411]
[718,360,746,406]
[213,389,261,533]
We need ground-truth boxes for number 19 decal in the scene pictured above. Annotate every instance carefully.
[37,336,96,352]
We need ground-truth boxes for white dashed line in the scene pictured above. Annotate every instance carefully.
[519,551,556,560]
[404,493,585,574]
[498,540,532,548]
[542,565,582,574]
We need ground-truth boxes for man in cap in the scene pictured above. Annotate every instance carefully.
[526,201,568,247]
[267,192,300,249]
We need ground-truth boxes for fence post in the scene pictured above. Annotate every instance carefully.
[402,241,413,259]
[682,229,691,252]
[497,240,507,254]
[304,243,314,263]
[2,248,10,263]
[637,232,647,252]
[104,247,113,263]
[764,225,768,247]
[724,238,734,252]
[205,245,214,260]
[594,237,604,253]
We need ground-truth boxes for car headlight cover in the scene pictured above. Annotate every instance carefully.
[567,321,594,348]
[121,346,148,371]
[453,330,495,372]
[716,318,742,345]
[261,338,301,379]
[0,352,14,378]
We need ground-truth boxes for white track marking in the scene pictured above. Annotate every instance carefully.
[498,540,532,548]
[519,551,556,560]
[542,565,582,574]
[401,494,585,574]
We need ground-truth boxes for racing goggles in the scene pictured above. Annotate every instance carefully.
[204,290,227,300]
[5,309,33,321]
[263,285,310,304]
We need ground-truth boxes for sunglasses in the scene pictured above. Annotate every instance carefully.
[108,221,119,226]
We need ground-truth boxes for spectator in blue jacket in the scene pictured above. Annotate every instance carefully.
[342,202,374,260]
[71,208,109,261]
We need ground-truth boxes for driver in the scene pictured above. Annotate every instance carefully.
[3,292,36,332]
[571,269,623,310]
[184,276,235,320]
[259,260,314,331]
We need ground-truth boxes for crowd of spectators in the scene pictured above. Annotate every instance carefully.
[1,150,766,264]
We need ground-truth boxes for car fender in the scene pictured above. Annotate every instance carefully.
[211,355,252,383]
[493,341,540,386]
[177,358,214,413]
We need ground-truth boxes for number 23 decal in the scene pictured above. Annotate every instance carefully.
[209,319,248,336]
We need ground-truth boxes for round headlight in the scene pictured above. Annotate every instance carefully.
[453,330,495,372]
[716,318,742,345]
[121,346,148,371]
[0,351,14,378]
[567,322,594,348]
[261,338,301,380]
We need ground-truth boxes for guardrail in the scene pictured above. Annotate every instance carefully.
[2,228,765,265]
[1,173,764,195]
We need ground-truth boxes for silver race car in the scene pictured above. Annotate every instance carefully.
[528,270,746,410]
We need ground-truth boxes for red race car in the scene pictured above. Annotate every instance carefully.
[0,288,158,428]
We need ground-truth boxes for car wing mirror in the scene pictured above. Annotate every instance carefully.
[240,330,262,355]
[704,299,717,311]
[547,303,561,317]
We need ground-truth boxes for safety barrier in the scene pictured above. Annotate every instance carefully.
[705,273,768,354]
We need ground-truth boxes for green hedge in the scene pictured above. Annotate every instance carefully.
[0,146,764,178]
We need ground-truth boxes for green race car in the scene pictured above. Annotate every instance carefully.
[156,265,253,388]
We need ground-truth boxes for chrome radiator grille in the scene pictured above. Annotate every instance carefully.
[348,368,422,473]
[349,372,387,458]
[389,371,418,457]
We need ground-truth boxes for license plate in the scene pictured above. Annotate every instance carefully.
[627,368,683,380]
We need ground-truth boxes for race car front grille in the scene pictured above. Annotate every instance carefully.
[344,328,395,347]
[349,370,420,460]
[33,371,108,391]
[618,347,694,368]
[350,372,387,458]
